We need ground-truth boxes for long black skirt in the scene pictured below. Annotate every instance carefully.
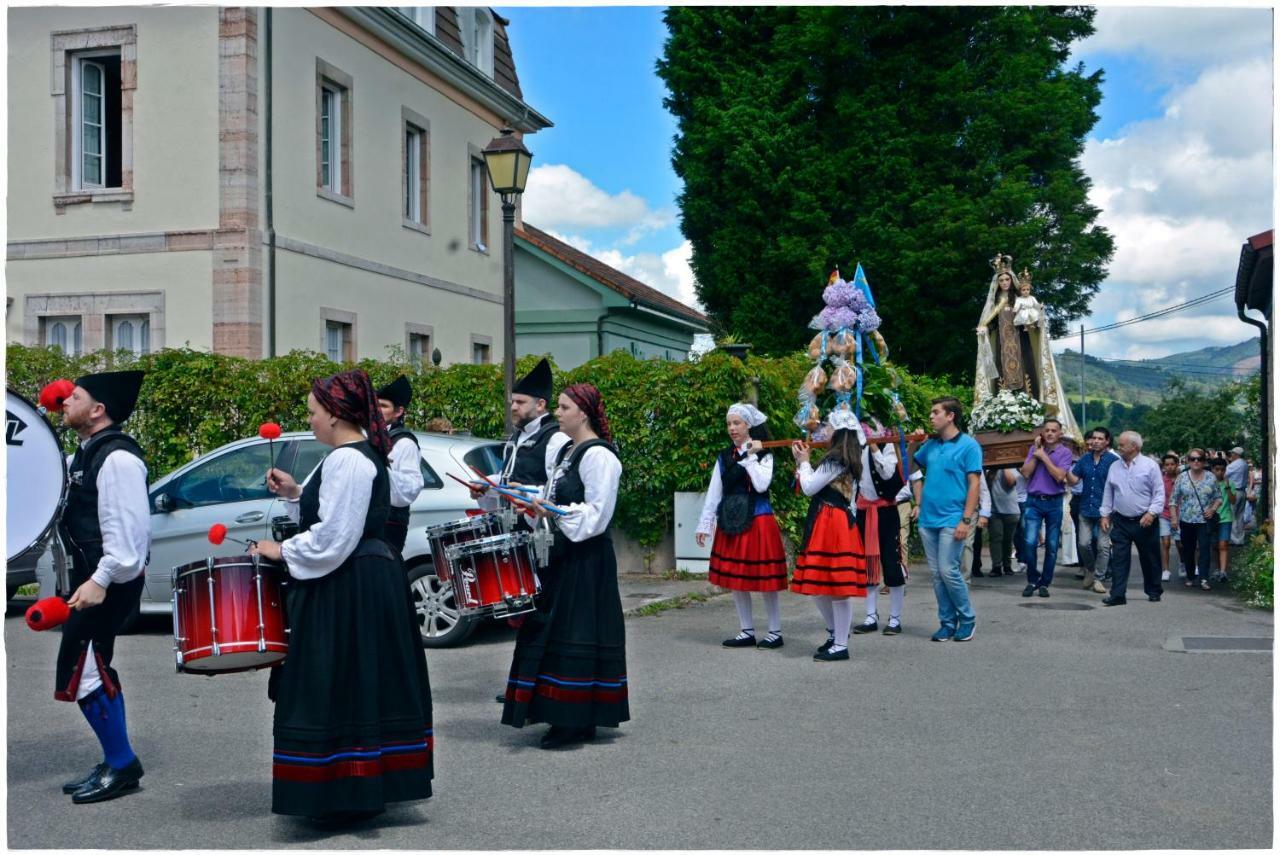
[501,534,630,730]
[271,540,433,818]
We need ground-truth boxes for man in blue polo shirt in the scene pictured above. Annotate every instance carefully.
[1067,427,1119,594]
[911,396,983,643]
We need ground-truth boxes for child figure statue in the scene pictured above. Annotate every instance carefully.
[1012,269,1043,329]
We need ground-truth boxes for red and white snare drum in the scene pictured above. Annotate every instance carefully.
[444,531,540,620]
[424,513,506,586]
[172,555,288,674]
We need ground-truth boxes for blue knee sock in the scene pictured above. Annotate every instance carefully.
[78,687,137,770]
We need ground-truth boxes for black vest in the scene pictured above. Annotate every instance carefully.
[868,451,906,502]
[386,424,420,529]
[300,440,390,540]
[505,416,560,486]
[551,439,619,529]
[57,426,147,585]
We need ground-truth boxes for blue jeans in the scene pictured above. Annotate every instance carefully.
[920,526,975,632]
[1022,494,1064,588]
[1014,501,1029,564]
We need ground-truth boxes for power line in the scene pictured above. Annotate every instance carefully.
[1050,287,1235,342]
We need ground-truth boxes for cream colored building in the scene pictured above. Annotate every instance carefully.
[6,6,550,364]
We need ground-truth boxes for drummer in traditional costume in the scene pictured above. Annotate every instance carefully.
[252,369,432,823]
[53,371,149,803]
[695,403,788,649]
[852,419,908,636]
[789,409,871,662]
[472,358,568,510]
[502,383,629,749]
[376,375,425,557]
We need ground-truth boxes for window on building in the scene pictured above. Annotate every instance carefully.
[407,7,435,36]
[320,85,341,192]
[325,320,353,363]
[316,60,353,201]
[72,52,123,189]
[460,8,494,77]
[472,341,491,365]
[408,332,431,366]
[469,156,488,252]
[42,316,83,356]
[109,314,150,356]
[404,123,428,226]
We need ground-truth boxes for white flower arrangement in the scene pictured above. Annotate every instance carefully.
[969,390,1045,434]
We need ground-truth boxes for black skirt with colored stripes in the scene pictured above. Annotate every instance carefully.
[271,539,434,818]
[501,532,630,730]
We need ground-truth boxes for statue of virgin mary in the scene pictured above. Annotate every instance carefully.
[974,253,1080,441]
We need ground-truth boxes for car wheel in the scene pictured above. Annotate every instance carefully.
[406,561,476,648]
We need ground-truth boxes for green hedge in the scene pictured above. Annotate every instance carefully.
[1230,523,1274,610]
[6,344,965,551]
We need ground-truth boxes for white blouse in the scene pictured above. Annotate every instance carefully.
[856,444,900,502]
[280,446,376,581]
[547,445,623,543]
[696,446,774,535]
[90,449,151,588]
[387,434,425,509]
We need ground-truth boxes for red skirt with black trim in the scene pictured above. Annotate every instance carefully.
[790,504,870,598]
[709,513,789,592]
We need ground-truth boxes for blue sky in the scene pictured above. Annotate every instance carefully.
[502,6,1274,362]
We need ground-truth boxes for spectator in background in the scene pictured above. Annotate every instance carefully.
[1170,449,1221,591]
[1068,427,1119,595]
[1210,458,1236,583]
[987,469,1021,577]
[1159,453,1181,581]
[961,472,991,582]
[1068,470,1085,578]
[1018,418,1073,598]
[1225,447,1250,544]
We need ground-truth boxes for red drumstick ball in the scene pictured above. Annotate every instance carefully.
[258,422,282,440]
[208,524,228,545]
[26,596,70,632]
[38,379,76,411]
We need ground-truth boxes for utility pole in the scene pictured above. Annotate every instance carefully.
[1079,324,1086,431]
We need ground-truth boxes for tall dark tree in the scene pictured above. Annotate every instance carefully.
[657,6,1114,378]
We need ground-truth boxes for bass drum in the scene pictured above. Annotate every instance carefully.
[6,389,67,564]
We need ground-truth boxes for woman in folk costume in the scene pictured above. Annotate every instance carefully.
[851,419,908,636]
[695,403,789,649]
[502,383,629,749]
[789,409,872,662]
[252,369,432,824]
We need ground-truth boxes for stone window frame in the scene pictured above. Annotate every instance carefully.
[401,107,431,235]
[319,306,357,362]
[23,291,164,353]
[50,25,137,211]
[405,322,433,365]
[470,332,493,365]
[315,58,354,207]
[466,143,489,254]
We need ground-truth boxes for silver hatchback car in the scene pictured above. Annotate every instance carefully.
[36,430,504,647]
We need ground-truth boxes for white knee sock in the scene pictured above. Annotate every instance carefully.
[813,595,835,637]
[864,586,879,621]
[761,591,782,634]
[731,591,754,633]
[831,598,854,648]
[889,586,905,623]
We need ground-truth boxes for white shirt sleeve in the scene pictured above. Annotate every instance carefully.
[740,452,774,493]
[796,460,840,497]
[92,450,151,588]
[978,472,991,518]
[554,446,622,543]
[870,443,898,480]
[387,436,425,508]
[280,448,376,581]
[696,461,724,536]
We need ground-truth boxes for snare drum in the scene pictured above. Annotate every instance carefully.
[172,555,288,674]
[424,513,506,585]
[444,531,540,619]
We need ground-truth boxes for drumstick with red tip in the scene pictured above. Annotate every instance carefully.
[208,524,256,549]
[259,422,282,477]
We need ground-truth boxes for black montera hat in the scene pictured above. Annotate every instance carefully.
[512,358,553,402]
[75,371,146,424]
[376,375,413,409]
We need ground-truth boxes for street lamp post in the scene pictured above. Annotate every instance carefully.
[481,128,533,432]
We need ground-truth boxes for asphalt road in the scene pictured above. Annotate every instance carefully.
[6,565,1273,849]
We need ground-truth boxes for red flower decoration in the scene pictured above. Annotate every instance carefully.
[208,524,228,546]
[38,379,75,412]
[26,596,70,632]
[258,422,282,440]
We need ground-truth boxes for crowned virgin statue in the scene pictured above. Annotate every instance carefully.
[974,253,1080,440]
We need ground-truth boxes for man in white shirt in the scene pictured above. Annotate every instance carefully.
[376,375,425,557]
[471,358,569,512]
[1098,431,1165,605]
[54,371,150,803]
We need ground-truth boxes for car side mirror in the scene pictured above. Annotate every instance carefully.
[153,493,174,514]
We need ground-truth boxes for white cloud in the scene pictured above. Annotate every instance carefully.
[522,164,674,237]
[541,230,702,312]
[1075,7,1273,69]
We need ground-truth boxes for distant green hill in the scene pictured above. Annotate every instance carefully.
[1054,337,1260,408]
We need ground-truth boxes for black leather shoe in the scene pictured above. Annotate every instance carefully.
[1037,587,1050,598]
[882,621,903,636]
[816,638,835,654]
[495,694,506,704]
[813,647,850,662]
[989,567,1004,577]
[722,633,756,648]
[1148,594,1162,602]
[1022,585,1036,597]
[755,634,784,649]
[1102,596,1127,606]
[63,763,106,795]
[71,758,143,804]
[852,620,879,635]
[539,726,592,750]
